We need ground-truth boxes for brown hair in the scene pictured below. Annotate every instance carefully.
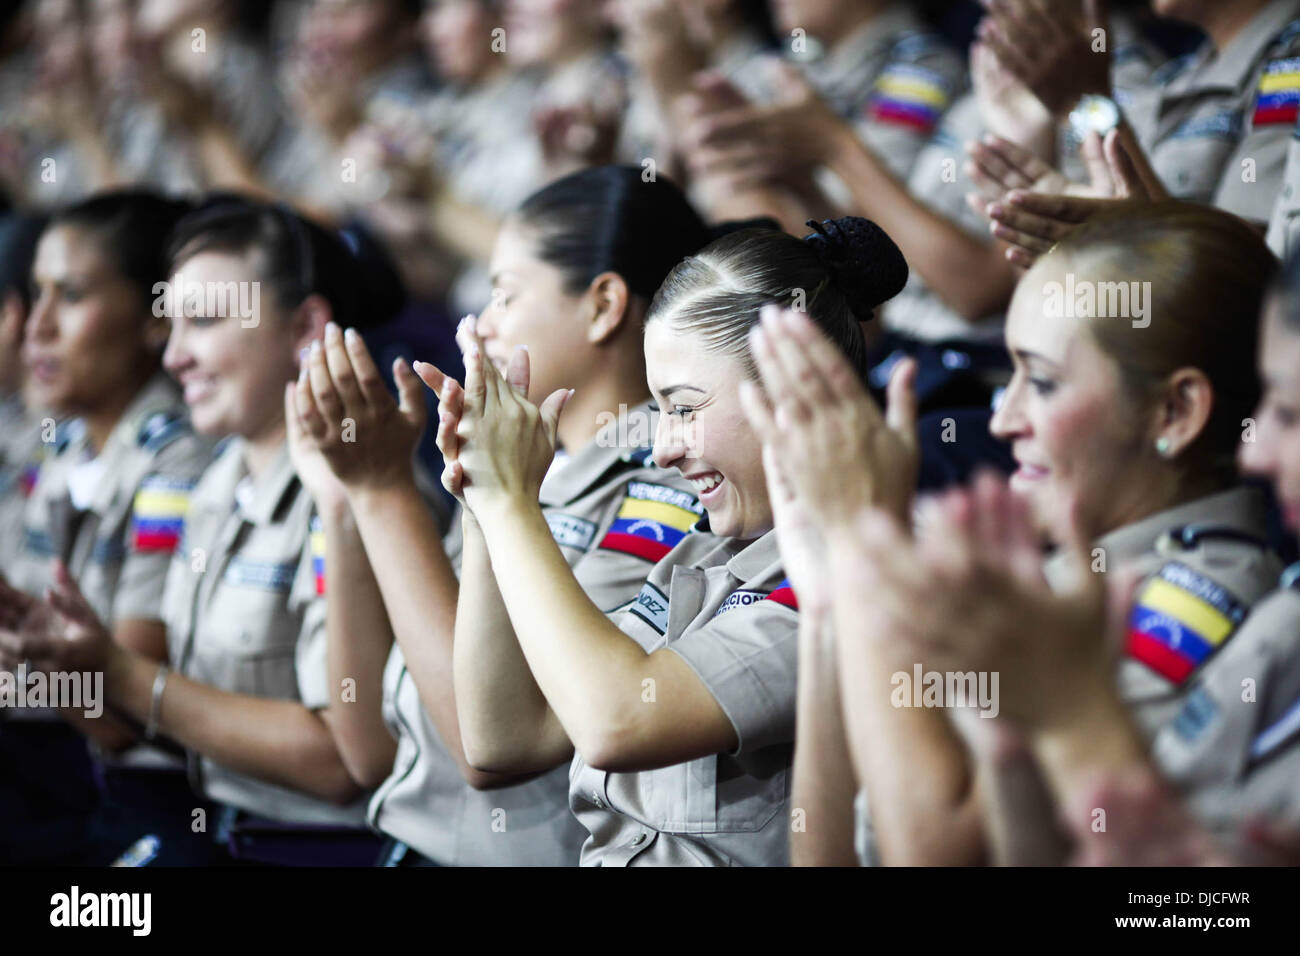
[1047,200,1277,480]
[644,218,908,381]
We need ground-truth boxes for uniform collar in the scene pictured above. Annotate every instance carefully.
[64,371,183,515]
[205,437,299,526]
[1171,0,1300,95]
[829,5,923,64]
[538,400,657,507]
[1045,485,1268,583]
[724,528,784,583]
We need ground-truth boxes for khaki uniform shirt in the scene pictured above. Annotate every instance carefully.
[855,487,1280,865]
[571,528,799,866]
[1125,0,1300,224]
[796,4,965,205]
[9,372,214,626]
[1153,565,1300,842]
[884,20,1163,345]
[370,407,702,865]
[1078,487,1283,736]
[162,437,366,826]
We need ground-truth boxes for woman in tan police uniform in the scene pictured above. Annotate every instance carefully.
[808,243,1300,865]
[287,167,712,866]
[429,216,908,866]
[1150,246,1300,850]
[2,199,401,865]
[0,191,213,865]
[752,202,1284,864]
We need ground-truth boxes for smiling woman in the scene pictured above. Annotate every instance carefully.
[1,197,403,866]
[439,214,909,866]
[0,189,214,866]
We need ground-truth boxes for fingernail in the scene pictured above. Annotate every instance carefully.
[344,327,359,344]
[325,322,340,341]
[311,340,322,355]
[299,347,310,363]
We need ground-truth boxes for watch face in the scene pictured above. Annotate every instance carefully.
[1071,96,1120,134]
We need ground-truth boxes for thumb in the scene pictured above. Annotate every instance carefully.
[539,388,574,450]
[885,356,919,449]
[505,345,531,397]
[393,357,428,428]
[1081,130,1113,195]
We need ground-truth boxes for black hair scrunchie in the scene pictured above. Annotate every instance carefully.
[803,217,909,320]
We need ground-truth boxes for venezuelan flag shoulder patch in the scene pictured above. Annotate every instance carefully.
[131,474,193,553]
[866,62,949,134]
[1255,57,1300,127]
[598,481,702,563]
[1126,562,1248,684]
[765,577,799,611]
[310,514,326,596]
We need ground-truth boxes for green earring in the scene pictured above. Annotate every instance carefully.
[1155,437,1172,458]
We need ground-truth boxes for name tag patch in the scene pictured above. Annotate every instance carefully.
[547,512,598,551]
[223,558,297,593]
[628,581,670,636]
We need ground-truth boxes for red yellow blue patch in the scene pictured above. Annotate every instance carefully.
[130,475,191,553]
[765,577,798,611]
[310,514,326,595]
[1126,562,1247,684]
[1255,57,1300,127]
[867,63,949,134]
[598,481,701,563]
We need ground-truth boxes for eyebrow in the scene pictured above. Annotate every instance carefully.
[656,384,705,398]
[1012,348,1060,369]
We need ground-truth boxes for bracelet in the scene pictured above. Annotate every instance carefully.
[145,665,169,741]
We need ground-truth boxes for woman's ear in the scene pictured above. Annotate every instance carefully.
[289,294,333,355]
[585,272,632,345]
[1155,367,1214,458]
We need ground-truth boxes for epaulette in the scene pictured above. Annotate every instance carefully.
[137,409,192,453]
[1162,523,1269,552]
[1151,52,1196,86]
[1273,18,1300,50]
[889,30,950,63]
[619,445,656,469]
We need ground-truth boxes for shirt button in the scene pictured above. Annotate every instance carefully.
[629,832,647,847]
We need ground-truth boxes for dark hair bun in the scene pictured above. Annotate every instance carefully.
[803,217,908,320]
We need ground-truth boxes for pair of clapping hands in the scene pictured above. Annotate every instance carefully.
[742,305,1118,731]
[967,0,1167,267]
[285,318,572,519]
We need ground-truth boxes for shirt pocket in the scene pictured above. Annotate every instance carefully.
[649,752,787,835]
[191,562,303,700]
[1155,120,1239,202]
